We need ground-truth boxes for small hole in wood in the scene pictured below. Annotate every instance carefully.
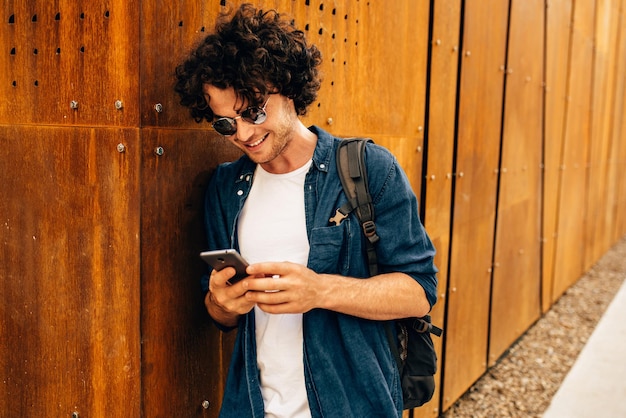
[34,80,39,86]
[9,14,15,24]
[179,20,183,27]
[12,81,17,87]
[10,47,16,55]
[56,47,61,54]
[33,48,38,54]
[80,46,85,53]
[80,12,85,19]
[104,10,110,18]
[32,14,37,22]
[55,12,60,20]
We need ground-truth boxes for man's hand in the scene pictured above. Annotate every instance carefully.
[205,266,255,327]
[244,262,326,315]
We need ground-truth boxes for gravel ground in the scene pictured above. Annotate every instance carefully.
[441,235,626,418]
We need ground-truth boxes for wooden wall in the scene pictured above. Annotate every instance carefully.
[1,1,625,417]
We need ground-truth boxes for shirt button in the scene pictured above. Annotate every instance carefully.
[237,190,244,196]
[320,164,326,169]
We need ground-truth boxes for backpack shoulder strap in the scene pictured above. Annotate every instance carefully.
[333,137,380,276]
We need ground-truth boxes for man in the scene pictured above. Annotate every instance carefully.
[175,4,437,417]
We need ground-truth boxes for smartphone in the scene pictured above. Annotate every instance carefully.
[200,249,250,285]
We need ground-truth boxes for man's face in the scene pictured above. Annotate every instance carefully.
[203,85,298,172]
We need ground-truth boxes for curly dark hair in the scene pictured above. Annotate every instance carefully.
[174,3,322,123]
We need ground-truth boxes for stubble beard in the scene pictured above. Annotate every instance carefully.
[250,110,295,166]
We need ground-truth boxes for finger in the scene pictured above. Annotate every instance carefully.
[256,302,291,314]
[211,266,247,288]
[244,276,284,292]
[246,288,288,305]
[246,261,297,277]
[210,271,250,302]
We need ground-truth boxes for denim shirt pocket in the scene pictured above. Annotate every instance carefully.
[308,218,351,275]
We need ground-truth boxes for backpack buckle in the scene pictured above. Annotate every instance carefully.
[362,220,380,243]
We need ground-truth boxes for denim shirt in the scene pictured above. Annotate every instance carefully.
[203,126,438,418]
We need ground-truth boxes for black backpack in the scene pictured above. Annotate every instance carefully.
[332,137,443,410]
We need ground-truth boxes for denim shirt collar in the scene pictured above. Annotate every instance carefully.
[310,125,333,174]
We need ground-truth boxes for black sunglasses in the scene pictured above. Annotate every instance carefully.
[211,97,270,136]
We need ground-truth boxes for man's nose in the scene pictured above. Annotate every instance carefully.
[235,118,257,142]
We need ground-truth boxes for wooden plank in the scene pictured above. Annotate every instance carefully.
[542,0,573,312]
[415,1,462,416]
[310,0,430,138]
[0,0,140,126]
[610,0,626,241]
[489,0,544,365]
[551,0,596,302]
[0,126,141,417]
[140,128,242,418]
[441,0,509,410]
[584,0,620,269]
[142,130,241,416]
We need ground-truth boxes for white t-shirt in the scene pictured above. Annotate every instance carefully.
[238,160,313,418]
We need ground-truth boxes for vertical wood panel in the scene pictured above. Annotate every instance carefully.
[489,0,544,364]
[552,0,596,302]
[417,1,462,416]
[442,0,509,409]
[586,0,623,267]
[543,0,573,312]
[0,127,141,417]
[140,129,243,418]
[611,0,626,241]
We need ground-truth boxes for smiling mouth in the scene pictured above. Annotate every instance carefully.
[244,133,268,148]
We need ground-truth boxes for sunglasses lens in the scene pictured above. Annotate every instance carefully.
[212,118,237,136]
[211,99,268,136]
[242,107,267,125]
